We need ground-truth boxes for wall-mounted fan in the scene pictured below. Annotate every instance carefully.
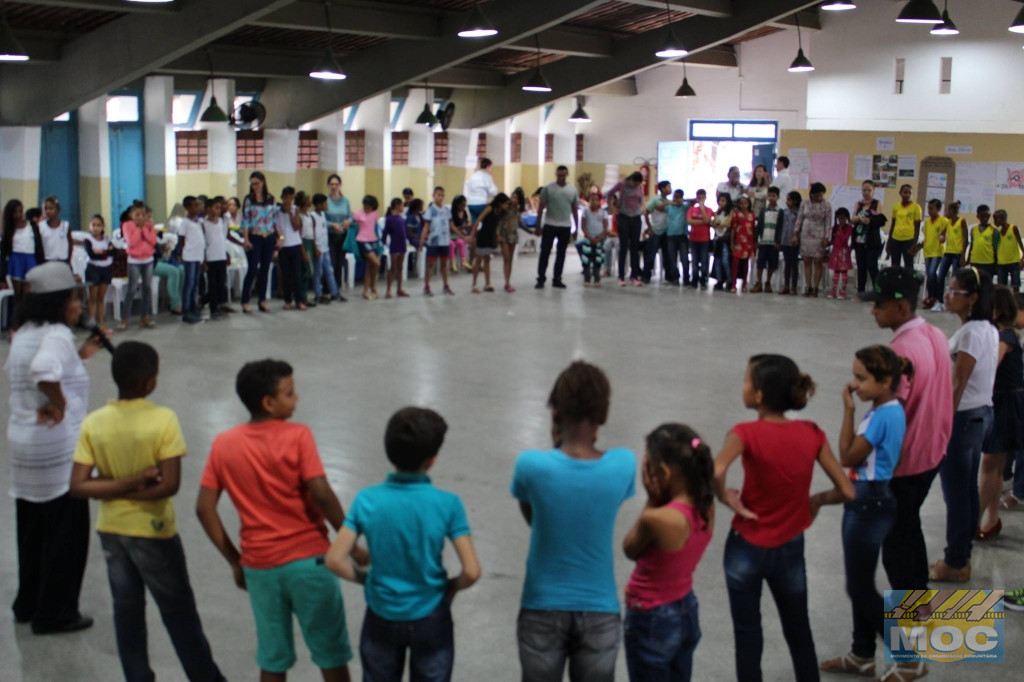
[437,102,455,131]
[231,101,267,130]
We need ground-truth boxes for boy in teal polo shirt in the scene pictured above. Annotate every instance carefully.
[327,407,481,682]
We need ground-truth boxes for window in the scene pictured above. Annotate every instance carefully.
[236,131,265,169]
[345,130,365,166]
[391,131,410,166]
[544,134,554,163]
[297,130,319,169]
[510,132,522,163]
[939,57,952,95]
[172,93,200,128]
[476,132,487,159]
[390,98,406,130]
[575,134,584,163]
[688,120,778,142]
[106,95,140,123]
[53,112,71,122]
[895,58,905,95]
[175,131,208,170]
[433,132,449,165]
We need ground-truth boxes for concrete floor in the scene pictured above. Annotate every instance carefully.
[2,256,1022,681]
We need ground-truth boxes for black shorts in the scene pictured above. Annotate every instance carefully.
[756,245,779,270]
[85,263,112,285]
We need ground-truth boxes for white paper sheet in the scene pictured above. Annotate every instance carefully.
[954,162,997,214]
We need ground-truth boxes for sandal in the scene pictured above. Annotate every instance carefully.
[472,287,481,294]
[483,286,494,292]
[283,304,293,310]
[141,320,156,329]
[875,661,928,682]
[505,285,515,293]
[819,652,875,677]
[258,303,269,313]
[242,304,252,314]
[116,321,128,332]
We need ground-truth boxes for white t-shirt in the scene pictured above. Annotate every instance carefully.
[5,323,90,502]
[202,217,229,262]
[41,220,70,261]
[179,217,206,262]
[774,169,793,199]
[313,211,330,252]
[464,169,499,205]
[949,320,999,411]
[12,225,36,254]
[300,212,315,241]
[84,234,113,267]
[583,207,607,239]
[716,182,744,202]
[279,206,302,248]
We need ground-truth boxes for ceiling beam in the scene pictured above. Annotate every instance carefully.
[768,10,821,30]
[614,0,733,18]
[0,0,294,125]
[259,0,610,128]
[660,45,737,68]
[10,0,178,12]
[448,0,819,129]
[505,29,613,58]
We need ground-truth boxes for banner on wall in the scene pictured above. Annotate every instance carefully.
[996,162,1024,196]
[873,155,899,188]
[955,162,997,214]
[810,153,848,185]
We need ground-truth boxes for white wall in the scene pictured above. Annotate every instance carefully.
[0,127,41,182]
[807,0,1024,132]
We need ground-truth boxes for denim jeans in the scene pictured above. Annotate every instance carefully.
[99,533,224,682]
[925,256,942,301]
[517,609,620,682]
[689,240,710,286]
[181,261,200,319]
[975,263,996,282]
[843,481,896,658]
[537,225,572,285]
[360,600,453,682]
[712,238,731,287]
[278,244,304,304]
[124,260,154,320]
[617,214,643,282]
[940,406,993,568]
[781,244,801,291]
[624,592,700,682]
[665,235,689,284]
[1014,450,1024,499]
[936,254,960,297]
[997,264,1021,289]
[882,466,940,590]
[888,238,915,268]
[205,260,227,311]
[313,251,339,297]
[723,530,818,682]
[643,233,669,283]
[328,231,346,289]
[242,233,276,304]
[853,243,881,293]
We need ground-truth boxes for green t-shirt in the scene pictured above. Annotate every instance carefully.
[540,183,578,227]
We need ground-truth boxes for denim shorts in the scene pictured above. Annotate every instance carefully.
[357,241,379,257]
[243,555,352,673]
[426,245,449,259]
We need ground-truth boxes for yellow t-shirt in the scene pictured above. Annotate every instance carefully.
[923,215,949,258]
[970,224,997,265]
[997,224,1022,265]
[73,399,187,538]
[891,202,923,242]
[944,217,966,255]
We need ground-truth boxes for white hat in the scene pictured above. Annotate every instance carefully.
[25,262,85,294]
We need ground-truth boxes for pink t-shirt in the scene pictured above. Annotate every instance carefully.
[891,317,953,476]
[687,205,713,242]
[625,501,712,610]
[353,209,379,243]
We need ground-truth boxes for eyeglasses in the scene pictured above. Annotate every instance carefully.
[946,289,970,296]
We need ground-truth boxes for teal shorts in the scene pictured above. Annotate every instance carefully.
[243,555,353,673]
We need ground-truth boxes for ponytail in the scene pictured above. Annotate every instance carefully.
[645,423,715,527]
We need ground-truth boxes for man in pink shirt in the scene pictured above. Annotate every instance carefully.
[864,267,953,591]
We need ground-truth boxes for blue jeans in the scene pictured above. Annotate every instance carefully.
[624,592,700,682]
[517,609,620,682]
[997,264,1021,289]
[242,233,276,304]
[690,240,710,286]
[617,214,643,282]
[123,261,154,320]
[712,238,731,287]
[925,256,942,301]
[843,481,896,658]
[181,261,200,319]
[940,406,993,568]
[99,533,223,682]
[313,251,339,297]
[724,531,818,682]
[665,235,689,284]
[278,244,304,304]
[643,233,668,282]
[781,244,801,291]
[936,253,960,295]
[1013,450,1024,499]
[360,600,453,682]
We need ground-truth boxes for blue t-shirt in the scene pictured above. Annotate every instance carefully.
[666,202,689,237]
[423,203,452,247]
[344,472,471,621]
[325,196,351,227]
[852,399,905,481]
[510,447,636,612]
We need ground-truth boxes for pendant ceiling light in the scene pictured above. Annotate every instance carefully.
[416,81,439,126]
[199,50,228,123]
[930,0,959,35]
[1010,4,1024,33]
[310,1,347,80]
[821,1,856,10]
[458,1,498,38]
[675,60,696,97]
[788,13,814,72]
[896,0,943,24]
[654,0,688,58]
[0,2,28,62]
[522,35,552,92]
[568,96,591,123]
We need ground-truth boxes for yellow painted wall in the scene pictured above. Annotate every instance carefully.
[365,168,385,201]
[434,165,467,199]
[79,176,110,230]
[780,129,1024,219]
[0,179,39,211]
[340,168,366,204]
[521,165,540,195]
[505,163,522,194]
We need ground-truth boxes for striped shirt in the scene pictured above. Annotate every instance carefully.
[5,323,90,502]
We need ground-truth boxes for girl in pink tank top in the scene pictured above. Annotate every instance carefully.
[622,423,715,681]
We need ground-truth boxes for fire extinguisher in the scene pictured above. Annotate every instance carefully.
[639,164,650,196]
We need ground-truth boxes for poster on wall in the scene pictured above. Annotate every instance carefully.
[954,162,997,214]
[876,137,895,152]
[918,156,956,211]
[872,155,899,187]
[925,172,947,204]
[996,162,1024,196]
[897,155,917,180]
[853,155,873,181]
[810,153,849,185]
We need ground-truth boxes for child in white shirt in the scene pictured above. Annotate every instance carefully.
[179,196,207,324]
[312,194,342,303]
[202,196,232,319]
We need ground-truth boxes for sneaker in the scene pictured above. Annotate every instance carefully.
[931,301,944,312]
[765,283,773,293]
[423,287,434,297]
[535,281,545,289]
[827,292,836,300]
[751,283,763,294]
[929,558,970,582]
[336,294,348,302]
[552,281,566,289]
[583,282,591,288]
[839,291,847,300]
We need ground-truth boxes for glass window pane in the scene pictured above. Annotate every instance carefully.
[106,95,139,122]
[733,123,777,140]
[172,94,198,126]
[690,122,733,139]
[53,112,71,122]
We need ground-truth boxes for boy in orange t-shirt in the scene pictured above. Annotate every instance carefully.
[196,359,367,682]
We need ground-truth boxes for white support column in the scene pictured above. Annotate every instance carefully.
[263,128,299,194]
[353,93,390,200]
[143,76,175,220]
[78,96,111,227]
[0,127,42,210]
[198,78,238,200]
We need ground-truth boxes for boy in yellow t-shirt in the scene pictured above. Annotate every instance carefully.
[70,342,225,682]
[994,209,1024,289]
[887,184,923,269]
[922,198,950,309]
[967,204,998,282]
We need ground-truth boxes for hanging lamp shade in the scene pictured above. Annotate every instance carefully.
[930,9,959,35]
[568,98,590,123]
[896,0,943,24]
[522,67,552,93]
[310,51,347,80]
[0,16,28,61]
[200,96,229,122]
[416,103,438,126]
[1010,5,1024,33]
[675,77,697,97]
[458,1,498,38]
[655,30,688,59]
[821,1,856,9]
[788,48,814,72]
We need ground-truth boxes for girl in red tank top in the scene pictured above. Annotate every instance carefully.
[622,423,715,681]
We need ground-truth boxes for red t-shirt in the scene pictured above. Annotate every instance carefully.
[687,205,713,242]
[200,421,330,569]
[730,420,826,548]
